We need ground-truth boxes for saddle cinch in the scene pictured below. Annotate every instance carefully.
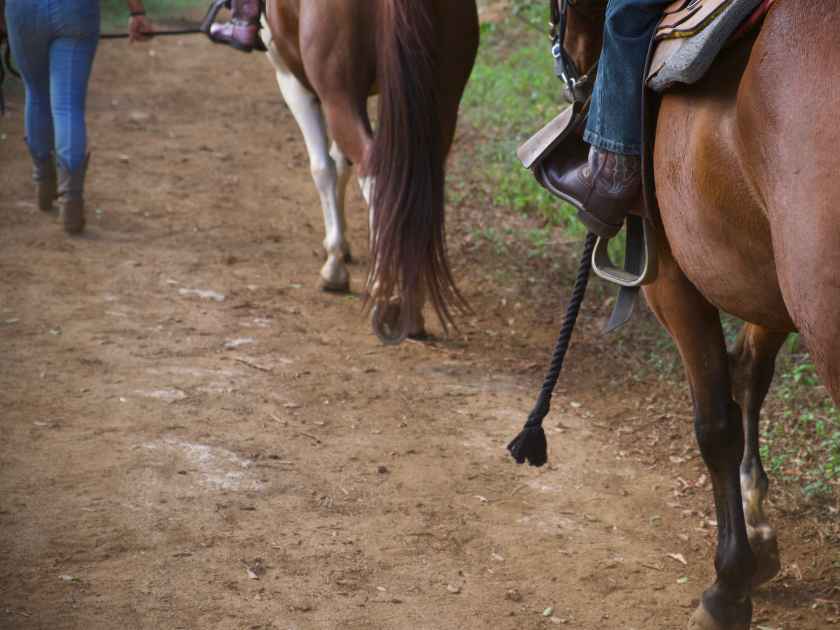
[519,0,774,310]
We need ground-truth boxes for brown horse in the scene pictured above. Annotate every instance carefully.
[261,0,479,341]
[557,1,840,628]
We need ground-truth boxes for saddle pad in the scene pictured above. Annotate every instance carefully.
[647,0,764,92]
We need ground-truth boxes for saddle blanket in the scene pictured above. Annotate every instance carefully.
[647,0,774,92]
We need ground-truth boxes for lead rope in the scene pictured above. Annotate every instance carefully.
[507,231,596,466]
[99,29,203,40]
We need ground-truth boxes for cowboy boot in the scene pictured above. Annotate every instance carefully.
[57,155,89,235]
[32,153,57,212]
[209,0,265,53]
[539,146,641,239]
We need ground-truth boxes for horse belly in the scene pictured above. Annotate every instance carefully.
[654,95,794,331]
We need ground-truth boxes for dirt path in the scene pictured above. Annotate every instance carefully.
[0,31,834,630]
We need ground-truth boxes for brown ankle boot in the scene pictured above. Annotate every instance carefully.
[540,146,641,239]
[33,154,57,212]
[57,155,89,235]
[209,0,265,52]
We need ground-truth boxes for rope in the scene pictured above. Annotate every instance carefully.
[507,231,597,466]
[100,28,203,40]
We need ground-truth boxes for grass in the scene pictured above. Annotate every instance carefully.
[456,3,839,501]
[100,0,205,28]
[458,3,584,236]
[764,337,840,498]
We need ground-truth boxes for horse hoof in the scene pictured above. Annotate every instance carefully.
[748,526,781,589]
[688,602,749,630]
[372,303,406,345]
[319,277,350,293]
[319,260,350,293]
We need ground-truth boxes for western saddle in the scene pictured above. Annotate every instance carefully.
[517,0,775,327]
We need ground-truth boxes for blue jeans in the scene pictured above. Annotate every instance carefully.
[5,0,100,172]
[583,0,671,156]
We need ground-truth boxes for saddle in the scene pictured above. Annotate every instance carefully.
[647,0,771,91]
[517,0,774,328]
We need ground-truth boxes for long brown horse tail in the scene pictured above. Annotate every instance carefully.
[367,0,464,334]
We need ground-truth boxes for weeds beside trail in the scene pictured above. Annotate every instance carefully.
[459,4,582,234]
[457,2,839,501]
[101,0,204,28]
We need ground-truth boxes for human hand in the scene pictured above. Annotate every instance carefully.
[128,14,154,42]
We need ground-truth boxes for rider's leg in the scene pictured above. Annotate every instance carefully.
[6,0,57,211]
[544,0,671,238]
[585,0,669,156]
[209,0,263,53]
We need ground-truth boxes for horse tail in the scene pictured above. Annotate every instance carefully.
[367,0,464,333]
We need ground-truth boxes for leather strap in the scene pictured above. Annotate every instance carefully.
[602,216,648,333]
[606,286,640,333]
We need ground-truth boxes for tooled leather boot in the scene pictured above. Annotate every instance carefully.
[33,153,57,212]
[57,155,89,235]
[209,0,265,53]
[540,146,641,239]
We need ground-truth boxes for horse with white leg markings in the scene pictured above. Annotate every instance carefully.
[260,0,479,343]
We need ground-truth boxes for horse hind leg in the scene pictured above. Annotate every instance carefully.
[730,324,787,589]
[329,141,352,263]
[265,43,350,292]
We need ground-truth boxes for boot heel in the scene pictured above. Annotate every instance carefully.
[32,154,57,212]
[57,155,89,236]
[37,180,57,212]
[62,198,85,235]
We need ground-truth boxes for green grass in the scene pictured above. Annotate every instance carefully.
[459,4,583,235]
[101,0,204,28]
[764,337,840,498]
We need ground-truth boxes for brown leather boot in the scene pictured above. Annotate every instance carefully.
[209,0,265,52]
[539,146,641,239]
[57,155,89,235]
[33,153,57,212]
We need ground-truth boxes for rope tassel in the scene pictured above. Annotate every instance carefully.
[508,232,597,466]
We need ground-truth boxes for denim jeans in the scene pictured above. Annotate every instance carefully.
[583,0,672,156]
[5,0,100,172]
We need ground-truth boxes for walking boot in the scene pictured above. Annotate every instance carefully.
[33,153,57,212]
[209,0,265,53]
[540,146,641,239]
[57,155,89,235]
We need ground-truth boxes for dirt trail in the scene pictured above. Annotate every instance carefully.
[0,30,832,630]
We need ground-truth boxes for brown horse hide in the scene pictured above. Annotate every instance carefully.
[557,1,840,628]
[264,0,479,339]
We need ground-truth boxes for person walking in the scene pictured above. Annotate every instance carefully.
[0,0,154,234]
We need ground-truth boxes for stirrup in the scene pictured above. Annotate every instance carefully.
[592,215,658,333]
[592,214,657,289]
